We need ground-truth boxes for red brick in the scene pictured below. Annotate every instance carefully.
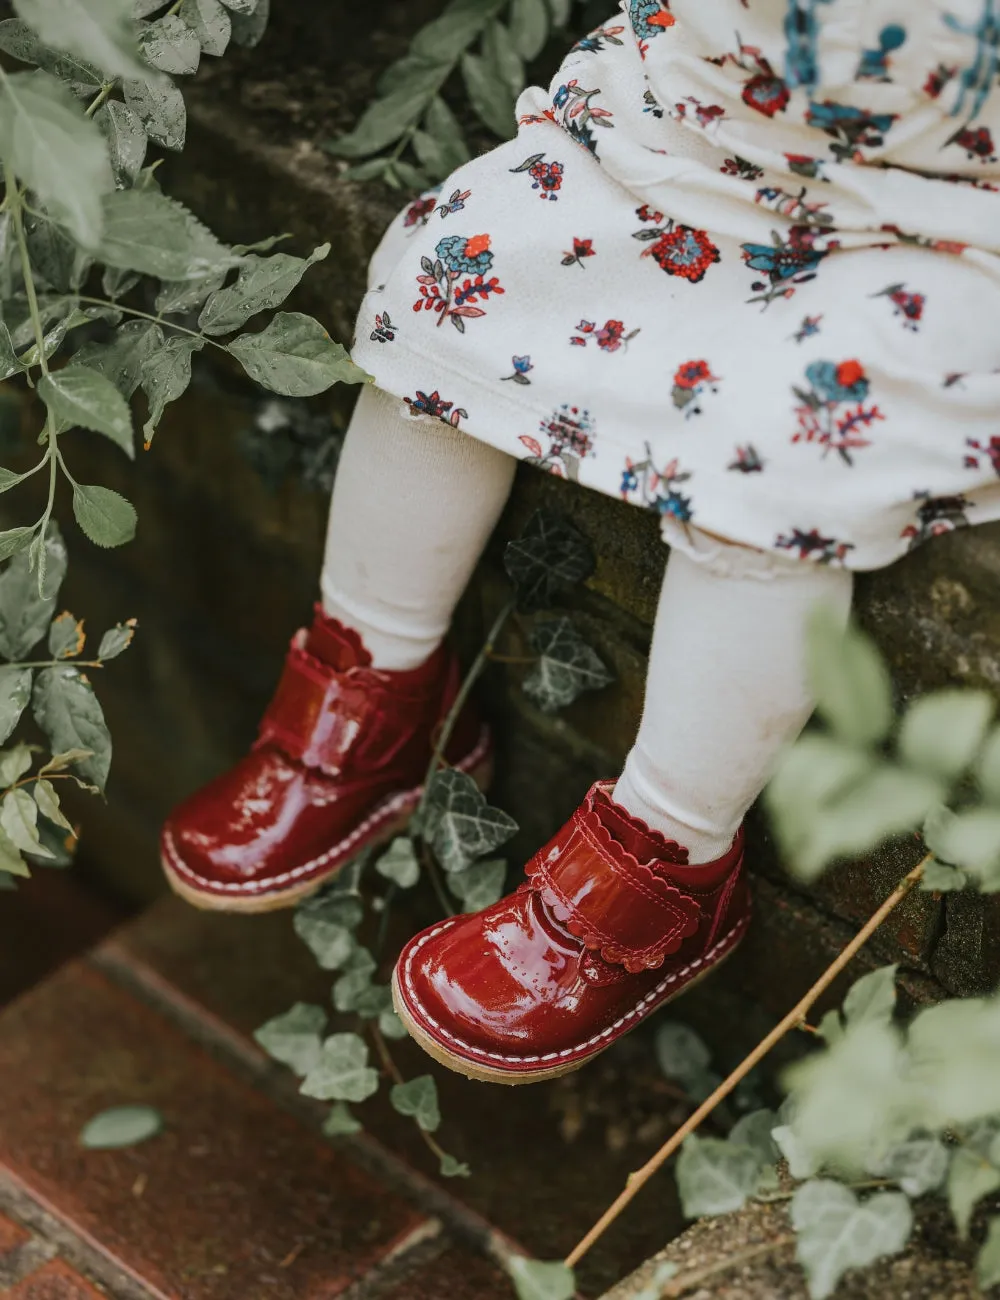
[382,1246,511,1300]
[0,1209,30,1254]
[5,1258,106,1300]
[0,963,426,1300]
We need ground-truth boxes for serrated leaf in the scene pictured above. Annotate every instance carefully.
[140,335,203,442]
[300,1031,379,1103]
[72,483,137,548]
[12,0,148,81]
[806,606,894,748]
[0,71,111,248]
[97,619,136,661]
[1,786,52,856]
[253,1002,326,1076]
[462,51,516,139]
[48,611,85,659]
[95,100,147,188]
[123,76,186,150]
[156,268,226,315]
[178,0,230,55]
[99,188,235,280]
[198,244,330,336]
[899,689,994,782]
[875,1137,950,1197]
[979,1217,1000,1290]
[230,0,268,46]
[228,312,368,397]
[728,1108,781,1166]
[74,320,163,398]
[38,366,133,456]
[448,857,506,911]
[322,1102,362,1137]
[32,664,111,790]
[504,510,595,613]
[24,206,90,293]
[423,767,517,874]
[0,666,32,744]
[0,523,67,660]
[509,0,550,60]
[843,964,898,1029]
[138,13,200,73]
[0,529,33,563]
[80,1104,163,1149]
[375,836,420,889]
[676,1134,765,1217]
[508,1257,575,1300]
[522,616,612,712]
[390,1075,441,1132]
[948,1145,1000,1237]
[791,1181,912,1300]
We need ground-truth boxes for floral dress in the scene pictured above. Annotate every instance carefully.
[350,0,1000,570]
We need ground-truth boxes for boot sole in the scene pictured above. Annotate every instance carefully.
[390,917,747,1085]
[160,730,493,915]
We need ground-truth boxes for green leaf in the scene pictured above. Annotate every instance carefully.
[423,96,470,170]
[95,101,147,187]
[24,207,90,293]
[440,1153,471,1178]
[178,0,230,56]
[924,806,1000,890]
[0,523,67,660]
[461,51,516,139]
[655,1021,715,1094]
[1,787,52,856]
[978,1217,1000,1291]
[375,836,420,889]
[806,606,894,748]
[0,530,33,564]
[728,1108,782,1166]
[0,71,111,248]
[504,510,595,613]
[138,14,200,73]
[198,244,330,336]
[79,1104,163,1149]
[32,664,111,790]
[99,189,235,281]
[332,947,378,1014]
[816,1009,844,1046]
[139,335,203,443]
[0,18,47,65]
[322,1102,362,1137]
[97,620,136,661]
[294,913,356,973]
[389,1074,441,1132]
[72,483,137,548]
[977,724,1000,805]
[632,1263,681,1300]
[947,1145,1000,1238]
[156,269,226,315]
[48,611,84,659]
[0,666,32,744]
[898,689,995,783]
[423,768,517,874]
[875,1137,950,1197]
[791,1181,912,1300]
[509,0,550,60]
[74,321,164,399]
[217,0,258,13]
[123,76,186,150]
[842,964,898,1029]
[508,1257,576,1300]
[547,0,572,26]
[12,0,148,81]
[330,62,448,159]
[0,824,29,877]
[0,743,34,787]
[522,617,613,712]
[483,20,525,98]
[228,312,368,397]
[230,0,268,47]
[253,1002,326,1077]
[34,776,73,832]
[378,1008,408,1041]
[448,857,506,911]
[300,1031,379,1104]
[39,366,133,457]
[676,1134,765,1218]
[920,856,968,892]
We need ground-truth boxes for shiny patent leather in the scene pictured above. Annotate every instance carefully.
[161,608,489,911]
[394,782,749,1081]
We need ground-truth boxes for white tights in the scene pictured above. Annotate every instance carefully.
[322,387,853,863]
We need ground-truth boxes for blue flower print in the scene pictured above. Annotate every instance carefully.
[435,233,495,277]
[806,101,897,160]
[784,0,836,89]
[855,24,907,81]
[629,0,674,45]
[502,355,534,385]
[805,359,870,403]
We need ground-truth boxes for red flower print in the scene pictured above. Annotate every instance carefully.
[674,360,714,389]
[924,64,956,99]
[636,204,664,224]
[570,318,640,351]
[404,390,467,427]
[672,360,721,415]
[413,234,504,333]
[742,72,790,117]
[404,196,436,228]
[874,282,925,330]
[522,405,597,480]
[835,360,865,390]
[648,226,721,283]
[562,237,596,268]
[948,124,997,162]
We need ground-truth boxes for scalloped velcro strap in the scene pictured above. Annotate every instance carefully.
[256,643,373,777]
[527,817,704,974]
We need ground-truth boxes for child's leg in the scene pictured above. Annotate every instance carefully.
[614,534,854,862]
[321,385,517,671]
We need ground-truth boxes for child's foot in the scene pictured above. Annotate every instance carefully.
[160,609,490,913]
[392,783,749,1084]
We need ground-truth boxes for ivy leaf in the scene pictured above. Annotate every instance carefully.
[389,1075,441,1132]
[123,76,186,150]
[378,1008,409,1041]
[816,1009,844,1046]
[375,836,420,889]
[332,947,378,1014]
[842,964,898,1029]
[461,51,516,139]
[293,903,358,971]
[228,312,368,397]
[322,1103,362,1137]
[522,617,612,712]
[806,606,894,748]
[791,1181,912,1300]
[75,321,163,399]
[448,857,506,912]
[99,189,236,281]
[0,523,67,661]
[178,0,231,56]
[655,1021,719,1100]
[79,1104,163,1149]
[73,483,137,548]
[874,1137,950,1198]
[300,1031,379,1104]
[978,1218,1000,1291]
[48,611,85,659]
[507,1257,576,1300]
[922,805,1000,891]
[38,366,133,457]
[920,857,968,893]
[199,244,330,336]
[504,510,595,613]
[947,1145,1000,1238]
[0,71,111,248]
[728,1109,782,1166]
[95,101,147,187]
[140,336,204,443]
[34,777,73,832]
[138,14,201,74]
[898,689,995,783]
[12,0,148,81]
[32,664,111,791]
[97,619,137,661]
[422,768,517,874]
[1,787,53,857]
[253,1002,326,1077]
[230,0,268,47]
[0,667,32,744]
[440,1153,471,1178]
[676,1135,765,1217]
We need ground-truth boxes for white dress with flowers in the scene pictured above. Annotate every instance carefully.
[350,0,1000,570]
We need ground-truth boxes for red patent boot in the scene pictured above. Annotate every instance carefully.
[392,782,749,1084]
[161,607,490,913]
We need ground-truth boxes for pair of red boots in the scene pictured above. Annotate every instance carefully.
[161,609,750,1084]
